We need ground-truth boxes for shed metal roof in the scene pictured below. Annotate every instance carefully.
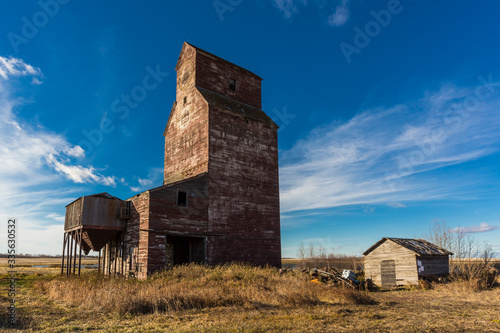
[363,237,453,256]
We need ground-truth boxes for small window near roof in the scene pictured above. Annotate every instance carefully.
[229,79,237,91]
[177,190,187,207]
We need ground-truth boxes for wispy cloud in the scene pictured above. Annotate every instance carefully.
[0,56,42,80]
[273,0,350,26]
[46,154,117,186]
[387,202,406,208]
[280,80,500,213]
[130,168,163,192]
[328,0,350,26]
[46,213,65,222]
[31,77,43,85]
[451,223,500,234]
[272,0,305,19]
[363,206,375,213]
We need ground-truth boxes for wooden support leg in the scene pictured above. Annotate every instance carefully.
[61,233,67,276]
[98,249,101,275]
[78,228,83,276]
[121,235,125,277]
[114,237,118,276]
[68,232,73,277]
[73,230,77,274]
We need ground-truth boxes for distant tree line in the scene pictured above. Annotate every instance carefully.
[296,243,363,272]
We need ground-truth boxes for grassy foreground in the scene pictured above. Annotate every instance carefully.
[0,263,499,332]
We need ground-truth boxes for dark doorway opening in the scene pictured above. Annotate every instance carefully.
[165,235,205,266]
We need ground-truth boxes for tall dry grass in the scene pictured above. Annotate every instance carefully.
[36,263,375,314]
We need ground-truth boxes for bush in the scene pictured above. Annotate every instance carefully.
[450,263,499,290]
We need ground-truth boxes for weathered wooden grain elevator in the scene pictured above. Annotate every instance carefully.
[63,42,281,279]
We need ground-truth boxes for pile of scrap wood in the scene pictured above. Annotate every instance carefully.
[304,267,364,289]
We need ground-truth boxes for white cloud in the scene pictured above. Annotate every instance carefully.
[273,0,350,26]
[273,0,305,19]
[451,223,500,234]
[138,178,153,187]
[46,154,116,186]
[46,213,65,222]
[130,168,163,192]
[328,0,350,26]
[388,202,406,208]
[0,56,42,80]
[118,177,128,186]
[63,145,85,158]
[280,81,500,213]
[31,77,43,85]
[363,206,375,213]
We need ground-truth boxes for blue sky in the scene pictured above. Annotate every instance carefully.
[0,0,499,257]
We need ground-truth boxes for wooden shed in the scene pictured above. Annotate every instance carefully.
[363,238,453,287]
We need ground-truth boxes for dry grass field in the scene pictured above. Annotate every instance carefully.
[1,259,499,332]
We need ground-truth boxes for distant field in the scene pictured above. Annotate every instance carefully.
[0,257,98,266]
[282,258,301,263]
[0,257,99,276]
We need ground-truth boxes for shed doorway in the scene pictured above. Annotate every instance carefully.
[165,235,205,267]
[381,260,396,287]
